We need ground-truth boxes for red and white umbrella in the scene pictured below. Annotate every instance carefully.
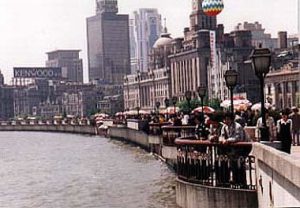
[192,106,215,114]
[251,102,273,111]
[124,109,150,115]
[160,106,180,115]
[115,112,124,116]
[220,96,252,108]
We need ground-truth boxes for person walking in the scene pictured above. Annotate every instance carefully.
[277,109,293,154]
[255,109,276,142]
[289,107,300,145]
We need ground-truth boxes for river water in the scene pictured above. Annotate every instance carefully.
[0,132,178,208]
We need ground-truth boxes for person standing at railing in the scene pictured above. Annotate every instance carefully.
[277,109,293,154]
[255,109,276,142]
[218,112,247,188]
[289,107,300,146]
[193,114,211,181]
[208,113,224,143]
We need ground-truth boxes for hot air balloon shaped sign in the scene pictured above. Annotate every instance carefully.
[202,0,224,16]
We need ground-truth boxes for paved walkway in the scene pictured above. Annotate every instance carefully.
[291,146,300,158]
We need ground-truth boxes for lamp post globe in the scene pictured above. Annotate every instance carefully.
[164,98,170,108]
[250,46,272,142]
[224,69,238,115]
[172,96,178,115]
[185,91,192,114]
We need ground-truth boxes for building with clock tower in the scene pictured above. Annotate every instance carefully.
[87,0,130,86]
[169,0,217,101]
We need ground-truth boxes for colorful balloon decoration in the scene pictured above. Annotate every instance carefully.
[202,0,224,16]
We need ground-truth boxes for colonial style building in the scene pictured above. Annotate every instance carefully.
[168,0,216,102]
[265,63,300,109]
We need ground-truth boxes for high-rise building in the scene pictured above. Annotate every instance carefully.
[131,9,162,72]
[87,0,130,85]
[46,50,83,83]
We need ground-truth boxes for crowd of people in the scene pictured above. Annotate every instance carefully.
[145,106,300,154]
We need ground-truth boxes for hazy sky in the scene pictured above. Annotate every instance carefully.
[0,0,298,83]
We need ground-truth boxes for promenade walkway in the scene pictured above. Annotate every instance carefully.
[292,146,300,158]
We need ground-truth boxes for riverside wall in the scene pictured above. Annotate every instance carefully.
[252,142,300,207]
[0,125,97,135]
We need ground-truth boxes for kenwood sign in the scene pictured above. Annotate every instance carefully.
[13,67,62,78]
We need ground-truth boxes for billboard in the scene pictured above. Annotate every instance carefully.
[13,67,62,79]
[209,30,217,69]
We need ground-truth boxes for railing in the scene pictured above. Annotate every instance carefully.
[161,126,196,146]
[148,122,172,136]
[176,137,256,190]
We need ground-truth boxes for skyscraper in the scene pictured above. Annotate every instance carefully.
[46,50,83,83]
[131,9,162,72]
[87,0,130,85]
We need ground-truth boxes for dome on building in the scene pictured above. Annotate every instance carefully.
[153,33,173,49]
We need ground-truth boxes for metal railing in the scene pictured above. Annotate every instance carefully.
[176,137,256,190]
[148,122,172,136]
[161,126,196,146]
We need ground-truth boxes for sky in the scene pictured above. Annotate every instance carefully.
[0,0,298,83]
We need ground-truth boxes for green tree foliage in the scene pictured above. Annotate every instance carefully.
[178,97,222,113]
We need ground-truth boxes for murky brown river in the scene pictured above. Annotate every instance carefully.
[0,132,178,208]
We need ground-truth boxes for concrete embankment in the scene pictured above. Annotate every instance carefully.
[0,125,97,135]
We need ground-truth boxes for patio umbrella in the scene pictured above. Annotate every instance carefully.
[192,106,215,114]
[220,96,252,111]
[124,109,150,115]
[160,106,180,115]
[251,102,272,111]
[115,112,124,116]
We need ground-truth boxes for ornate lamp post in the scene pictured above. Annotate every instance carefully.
[224,68,238,115]
[136,71,141,118]
[185,91,192,114]
[164,98,170,120]
[155,101,161,120]
[124,76,129,110]
[172,96,178,115]
[197,85,207,124]
[250,45,271,141]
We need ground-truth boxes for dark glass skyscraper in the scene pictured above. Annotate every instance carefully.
[87,0,130,85]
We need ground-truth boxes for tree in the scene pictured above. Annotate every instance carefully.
[178,99,201,113]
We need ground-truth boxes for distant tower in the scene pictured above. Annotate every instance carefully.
[87,0,130,84]
[278,31,288,49]
[190,0,217,31]
[96,0,118,14]
[132,8,162,72]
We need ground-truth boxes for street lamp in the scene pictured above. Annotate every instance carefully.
[155,101,160,120]
[172,96,178,115]
[250,45,271,141]
[164,98,170,120]
[136,71,141,118]
[185,91,192,114]
[197,85,207,124]
[224,68,238,115]
[124,76,129,110]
